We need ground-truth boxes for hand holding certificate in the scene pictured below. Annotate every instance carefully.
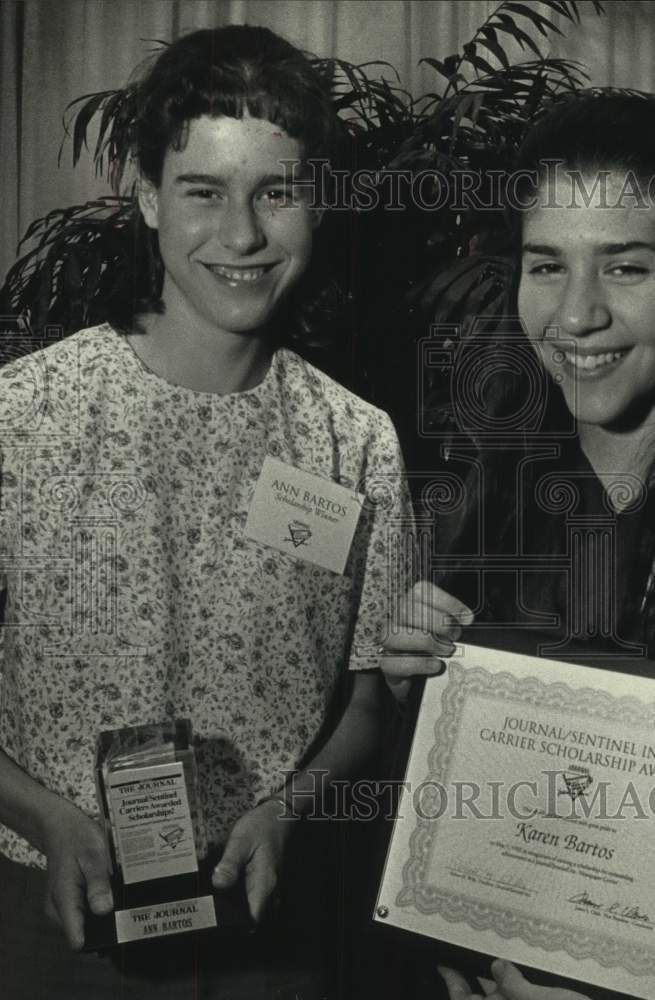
[376,645,655,999]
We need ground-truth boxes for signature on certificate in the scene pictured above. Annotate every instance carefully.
[451,860,529,894]
[567,890,651,923]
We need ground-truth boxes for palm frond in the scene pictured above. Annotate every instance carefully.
[3,0,611,392]
[435,0,604,97]
[1,198,136,331]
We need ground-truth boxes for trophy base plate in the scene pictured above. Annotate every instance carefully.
[84,869,251,950]
[114,893,217,944]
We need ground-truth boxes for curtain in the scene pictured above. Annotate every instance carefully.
[2,0,655,283]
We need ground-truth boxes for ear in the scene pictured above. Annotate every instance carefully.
[138,177,160,231]
[310,207,325,230]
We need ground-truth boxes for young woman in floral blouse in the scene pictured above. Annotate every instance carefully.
[0,25,411,998]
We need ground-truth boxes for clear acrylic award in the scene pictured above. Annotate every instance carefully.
[85,719,234,948]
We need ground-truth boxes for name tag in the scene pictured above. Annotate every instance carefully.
[244,456,364,574]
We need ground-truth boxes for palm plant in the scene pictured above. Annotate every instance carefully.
[323,2,611,425]
[381,1,605,319]
[1,0,610,401]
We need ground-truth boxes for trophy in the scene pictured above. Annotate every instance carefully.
[85,718,248,949]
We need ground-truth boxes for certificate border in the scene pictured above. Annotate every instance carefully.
[395,660,655,977]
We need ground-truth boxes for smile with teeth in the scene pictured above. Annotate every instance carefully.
[204,263,273,282]
[563,349,628,371]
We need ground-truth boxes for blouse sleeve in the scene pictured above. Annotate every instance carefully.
[347,409,416,671]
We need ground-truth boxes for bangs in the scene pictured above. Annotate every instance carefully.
[144,60,333,175]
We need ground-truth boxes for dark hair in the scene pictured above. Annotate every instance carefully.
[130,25,342,344]
[519,92,655,179]
[508,93,655,243]
[134,25,337,186]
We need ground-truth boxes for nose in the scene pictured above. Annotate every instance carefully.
[219,198,266,255]
[557,272,611,337]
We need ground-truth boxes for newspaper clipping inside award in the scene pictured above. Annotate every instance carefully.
[87,718,219,947]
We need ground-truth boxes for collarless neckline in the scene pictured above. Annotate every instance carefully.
[101,323,280,401]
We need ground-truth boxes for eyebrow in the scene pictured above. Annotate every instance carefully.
[522,241,655,255]
[174,171,293,187]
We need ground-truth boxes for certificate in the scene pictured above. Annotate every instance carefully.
[375,644,655,998]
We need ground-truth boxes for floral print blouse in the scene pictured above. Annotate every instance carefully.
[0,324,412,866]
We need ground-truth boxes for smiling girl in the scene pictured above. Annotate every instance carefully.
[0,25,411,999]
[382,95,655,1000]
[133,112,319,392]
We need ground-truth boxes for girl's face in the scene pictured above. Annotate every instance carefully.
[139,114,320,340]
[518,171,655,430]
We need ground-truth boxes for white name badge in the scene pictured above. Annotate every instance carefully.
[244,456,364,574]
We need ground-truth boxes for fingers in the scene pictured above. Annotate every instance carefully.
[381,639,447,703]
[381,629,450,703]
[46,861,87,951]
[380,625,451,704]
[438,959,589,1000]
[57,901,86,952]
[384,676,412,703]
[79,839,113,932]
[478,976,500,997]
[213,834,277,923]
[212,805,289,924]
[414,582,474,623]
[438,965,478,1000]
[382,653,447,684]
[243,846,278,922]
[384,628,455,659]
[381,586,473,697]
[436,965,493,1000]
[490,960,587,1000]
[46,841,113,951]
[83,868,114,917]
[490,961,536,1000]
[395,582,474,636]
[212,831,250,891]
